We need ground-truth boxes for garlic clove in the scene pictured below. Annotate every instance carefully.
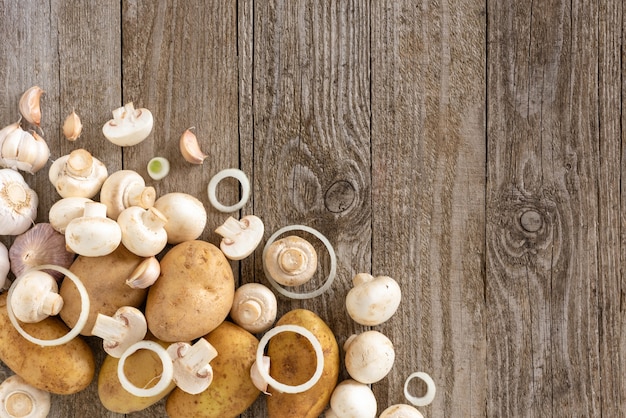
[9,223,75,281]
[179,128,208,164]
[1,127,22,162]
[13,130,50,174]
[126,256,161,289]
[19,86,44,126]
[62,110,83,141]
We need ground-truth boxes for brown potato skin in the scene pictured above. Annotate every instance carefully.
[165,321,260,418]
[98,335,176,413]
[267,309,340,418]
[145,240,235,342]
[0,293,95,395]
[59,244,147,336]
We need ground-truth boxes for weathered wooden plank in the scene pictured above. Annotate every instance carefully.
[486,0,616,416]
[247,0,371,416]
[371,0,487,416]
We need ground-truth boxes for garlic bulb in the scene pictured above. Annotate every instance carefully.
[9,223,75,281]
[0,123,50,174]
[0,168,38,235]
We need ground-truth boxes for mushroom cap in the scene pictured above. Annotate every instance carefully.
[153,193,207,244]
[346,275,401,326]
[264,235,318,286]
[217,215,264,260]
[0,374,51,418]
[344,330,395,384]
[102,103,154,147]
[379,404,424,418]
[64,202,122,257]
[329,379,377,418]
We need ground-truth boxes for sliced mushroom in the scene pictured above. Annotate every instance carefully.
[102,102,154,147]
[167,338,218,395]
[215,215,264,260]
[91,306,147,358]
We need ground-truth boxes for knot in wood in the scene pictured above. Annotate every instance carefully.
[520,209,543,232]
[324,180,356,213]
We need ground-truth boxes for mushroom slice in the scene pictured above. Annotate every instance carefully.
[91,306,148,358]
[167,338,218,395]
[102,102,154,147]
[215,215,264,260]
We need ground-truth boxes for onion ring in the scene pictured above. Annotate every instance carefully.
[262,225,337,299]
[117,340,174,398]
[255,325,324,394]
[6,264,90,347]
[404,371,436,407]
[207,168,251,212]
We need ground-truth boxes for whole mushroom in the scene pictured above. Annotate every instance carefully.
[345,273,401,326]
[344,330,395,384]
[326,379,377,418]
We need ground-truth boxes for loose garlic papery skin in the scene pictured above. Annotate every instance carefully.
[18,86,44,127]
[9,223,75,281]
[345,274,402,326]
[0,168,38,236]
[65,201,122,257]
[48,149,108,198]
[102,102,154,147]
[264,235,318,287]
[0,243,9,290]
[379,404,424,418]
[215,215,264,260]
[99,169,156,220]
[344,330,395,384]
[327,379,377,418]
[167,338,218,395]
[91,306,148,358]
[230,283,277,333]
[179,128,208,164]
[117,206,168,257]
[153,192,207,244]
[9,270,63,323]
[125,256,161,289]
[62,110,83,141]
[48,196,93,234]
[0,374,51,418]
[0,124,50,174]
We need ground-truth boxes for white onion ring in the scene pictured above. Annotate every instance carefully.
[255,324,324,394]
[262,225,337,299]
[117,340,174,398]
[6,264,90,347]
[207,168,251,212]
[404,371,436,407]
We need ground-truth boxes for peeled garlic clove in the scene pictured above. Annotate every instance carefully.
[126,256,161,289]
[19,86,44,126]
[62,110,83,141]
[179,128,207,164]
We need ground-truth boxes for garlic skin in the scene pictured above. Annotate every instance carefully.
[9,223,75,281]
[99,169,156,220]
[48,196,93,234]
[0,124,50,174]
[117,206,168,257]
[65,202,121,257]
[0,168,38,235]
[179,128,207,164]
[19,86,44,126]
[10,270,63,323]
[62,110,83,141]
[0,242,9,290]
[48,149,108,198]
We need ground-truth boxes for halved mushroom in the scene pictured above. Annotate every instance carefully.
[215,215,264,260]
[167,338,218,395]
[91,306,148,358]
[102,102,154,147]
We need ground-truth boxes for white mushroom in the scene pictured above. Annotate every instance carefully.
[263,235,318,286]
[345,273,401,326]
[91,306,147,358]
[125,256,161,289]
[153,192,207,244]
[48,148,108,198]
[215,215,264,260]
[48,196,93,234]
[327,379,377,418]
[379,404,424,418]
[64,201,122,257]
[117,206,168,257]
[344,330,395,384]
[99,169,156,220]
[0,374,50,418]
[167,338,218,395]
[9,270,63,323]
[230,283,277,333]
[102,102,154,147]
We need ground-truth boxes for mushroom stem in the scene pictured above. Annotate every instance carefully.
[352,272,374,286]
[215,216,246,244]
[124,102,137,122]
[142,207,168,231]
[65,149,94,177]
[91,314,128,342]
[41,292,63,316]
[177,339,218,377]
[237,299,263,324]
[125,183,156,209]
[83,201,107,218]
[91,306,147,358]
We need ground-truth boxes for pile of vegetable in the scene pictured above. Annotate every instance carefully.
[0,86,435,418]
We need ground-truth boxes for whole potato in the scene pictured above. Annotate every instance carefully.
[145,240,234,342]
[0,293,95,395]
[166,321,260,418]
[98,334,176,413]
[266,309,340,418]
[59,244,147,336]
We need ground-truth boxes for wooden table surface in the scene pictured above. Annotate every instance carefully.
[0,1,622,417]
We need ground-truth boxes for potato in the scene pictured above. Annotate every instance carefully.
[145,240,234,342]
[59,244,147,336]
[266,309,340,418]
[0,293,95,395]
[98,334,176,413]
[166,321,260,418]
